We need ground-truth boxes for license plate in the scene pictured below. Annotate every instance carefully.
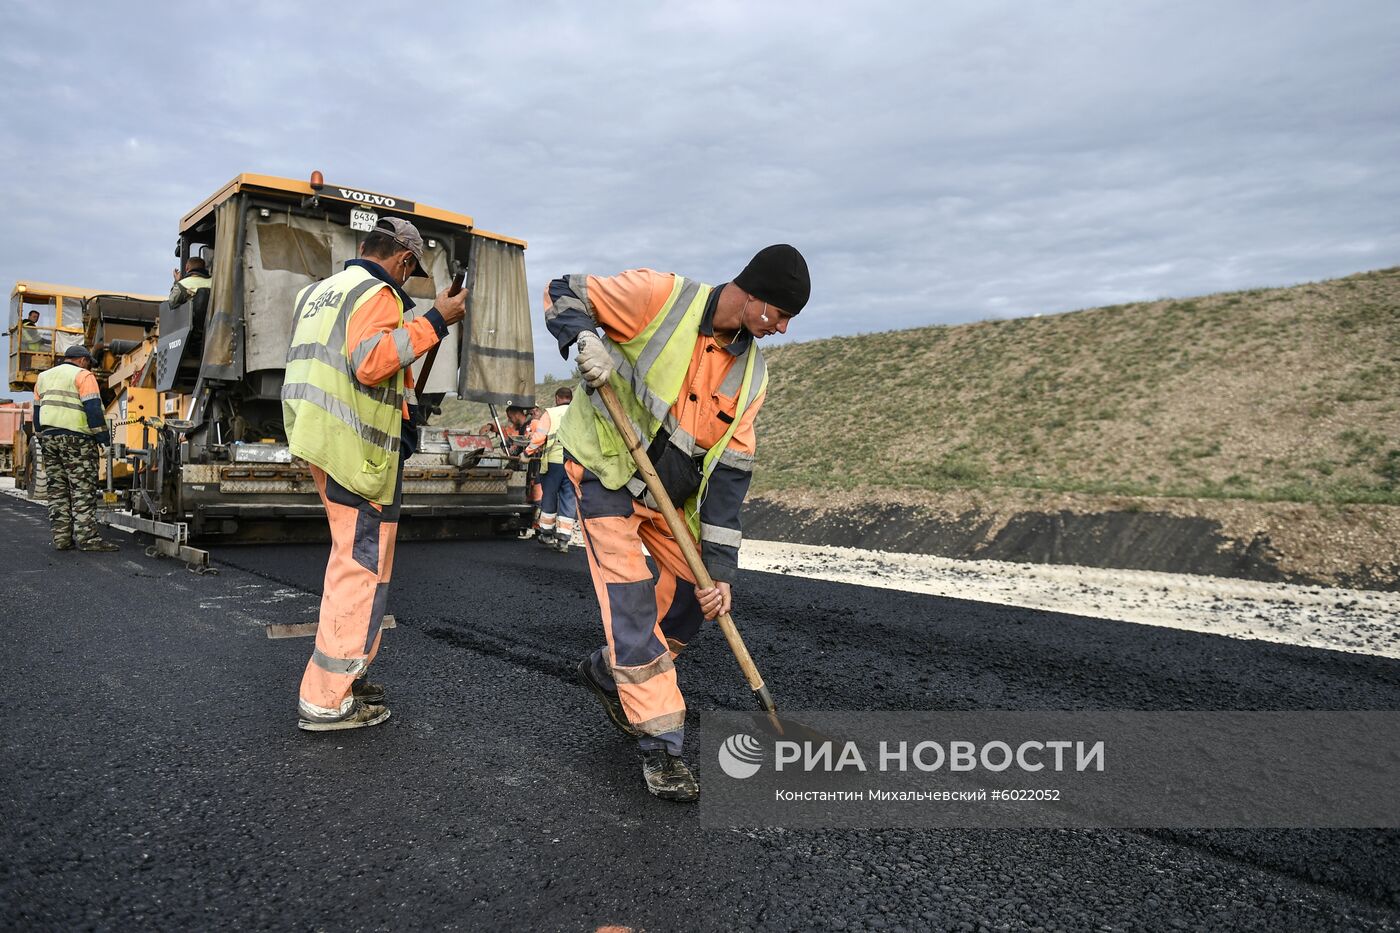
[350,209,379,232]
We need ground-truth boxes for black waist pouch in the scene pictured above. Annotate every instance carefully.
[645,430,702,507]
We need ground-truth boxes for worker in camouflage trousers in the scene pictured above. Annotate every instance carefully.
[32,345,118,551]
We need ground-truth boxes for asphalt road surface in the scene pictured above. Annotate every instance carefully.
[3,495,1398,931]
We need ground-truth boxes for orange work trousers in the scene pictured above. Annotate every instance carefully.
[297,464,401,722]
[567,459,705,755]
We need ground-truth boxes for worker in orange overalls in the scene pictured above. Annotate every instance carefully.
[523,386,578,552]
[545,245,809,800]
[282,217,467,732]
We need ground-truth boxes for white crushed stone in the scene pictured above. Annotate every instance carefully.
[740,539,1400,660]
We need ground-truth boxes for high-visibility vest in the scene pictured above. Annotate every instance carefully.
[35,363,96,435]
[557,275,767,536]
[281,266,405,505]
[542,403,568,466]
[178,273,211,295]
[19,322,43,350]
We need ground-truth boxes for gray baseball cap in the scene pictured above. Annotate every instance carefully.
[372,216,430,277]
[64,345,95,362]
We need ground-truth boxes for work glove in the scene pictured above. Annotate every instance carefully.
[574,331,614,388]
[94,430,112,447]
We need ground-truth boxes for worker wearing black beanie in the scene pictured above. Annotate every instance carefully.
[733,244,810,315]
[542,242,811,804]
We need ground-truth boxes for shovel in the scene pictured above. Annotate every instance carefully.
[594,383,777,714]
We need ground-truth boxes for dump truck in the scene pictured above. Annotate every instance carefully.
[99,172,536,560]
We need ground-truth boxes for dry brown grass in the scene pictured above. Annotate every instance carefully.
[757,266,1400,504]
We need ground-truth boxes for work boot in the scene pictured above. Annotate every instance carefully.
[53,539,74,551]
[352,678,386,705]
[577,658,640,737]
[298,699,391,732]
[79,540,120,552]
[534,529,556,547]
[640,749,700,802]
[552,535,572,553]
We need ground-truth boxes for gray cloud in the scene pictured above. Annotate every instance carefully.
[2,0,1397,383]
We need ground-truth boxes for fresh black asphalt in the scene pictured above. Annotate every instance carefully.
[2,495,1397,931]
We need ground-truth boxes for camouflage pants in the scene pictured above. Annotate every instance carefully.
[40,434,101,547]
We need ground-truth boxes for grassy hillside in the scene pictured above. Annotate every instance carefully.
[757,267,1400,505]
[441,267,1399,507]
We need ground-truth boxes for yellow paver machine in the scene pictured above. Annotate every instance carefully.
[98,172,538,567]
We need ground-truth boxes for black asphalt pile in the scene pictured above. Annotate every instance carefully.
[3,496,1398,931]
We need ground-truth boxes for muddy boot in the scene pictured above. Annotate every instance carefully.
[79,540,120,552]
[577,658,639,737]
[641,749,699,801]
[352,678,386,705]
[534,529,556,547]
[552,535,572,553]
[298,699,391,732]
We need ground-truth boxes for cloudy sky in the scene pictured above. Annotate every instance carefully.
[2,0,1397,384]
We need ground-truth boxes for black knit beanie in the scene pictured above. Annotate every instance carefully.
[733,244,810,314]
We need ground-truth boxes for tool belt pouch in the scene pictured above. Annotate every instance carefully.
[645,429,702,508]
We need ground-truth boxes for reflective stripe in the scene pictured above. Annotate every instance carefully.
[298,695,354,720]
[700,522,742,547]
[391,328,415,367]
[634,278,702,375]
[289,282,318,332]
[282,383,400,451]
[717,447,754,471]
[78,391,99,402]
[287,343,402,407]
[348,334,381,373]
[611,652,675,685]
[661,414,699,456]
[633,710,687,736]
[311,647,368,677]
[44,388,82,400]
[567,274,592,312]
[717,348,767,406]
[42,399,86,413]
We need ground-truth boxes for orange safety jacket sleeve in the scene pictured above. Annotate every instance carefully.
[346,290,449,418]
[543,269,674,355]
[523,411,552,456]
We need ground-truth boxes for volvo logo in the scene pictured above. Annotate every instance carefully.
[328,186,416,211]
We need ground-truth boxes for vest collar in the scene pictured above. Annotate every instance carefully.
[184,269,211,279]
[345,259,416,311]
[698,282,752,357]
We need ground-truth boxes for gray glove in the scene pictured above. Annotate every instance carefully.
[575,331,614,388]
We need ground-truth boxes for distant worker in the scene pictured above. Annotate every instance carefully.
[169,257,212,309]
[281,217,467,733]
[546,244,809,801]
[523,386,577,553]
[501,405,531,455]
[19,308,44,350]
[32,346,118,552]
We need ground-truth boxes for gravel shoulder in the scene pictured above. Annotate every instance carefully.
[740,539,1400,659]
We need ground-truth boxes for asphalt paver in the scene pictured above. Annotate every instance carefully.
[2,496,1397,931]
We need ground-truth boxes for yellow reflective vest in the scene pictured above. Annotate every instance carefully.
[35,363,97,435]
[281,266,405,505]
[557,276,766,536]
[178,274,211,294]
[541,403,568,466]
